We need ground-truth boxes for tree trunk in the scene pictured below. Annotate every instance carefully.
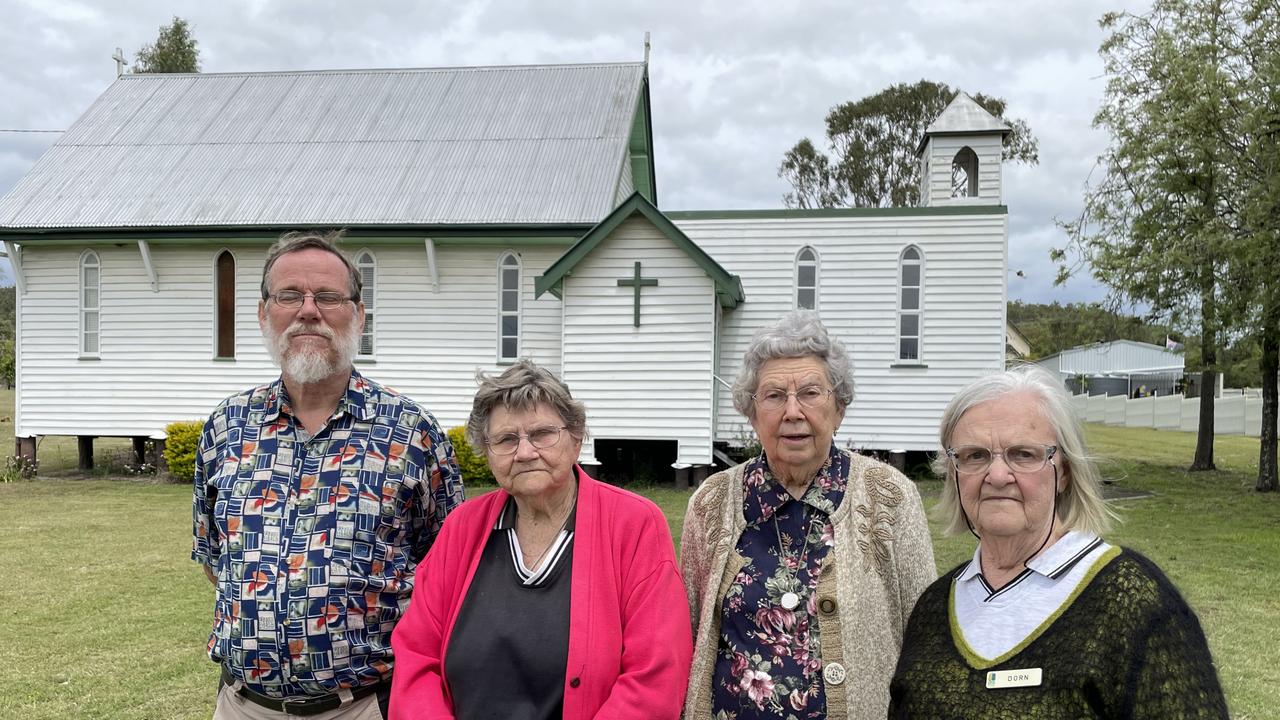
[1258,300,1279,492]
[1191,370,1217,471]
[1191,277,1217,472]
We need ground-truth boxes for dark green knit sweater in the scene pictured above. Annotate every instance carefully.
[889,548,1227,719]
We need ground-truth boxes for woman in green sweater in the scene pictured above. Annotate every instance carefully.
[889,365,1228,719]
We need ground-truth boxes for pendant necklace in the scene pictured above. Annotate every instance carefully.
[772,510,820,611]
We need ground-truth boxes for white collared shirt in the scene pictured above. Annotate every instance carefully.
[954,530,1112,661]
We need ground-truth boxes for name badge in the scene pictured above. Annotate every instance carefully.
[986,668,1042,689]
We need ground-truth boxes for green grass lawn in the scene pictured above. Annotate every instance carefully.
[1,417,1276,718]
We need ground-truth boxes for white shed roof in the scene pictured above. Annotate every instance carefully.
[1035,339,1185,375]
[0,63,648,229]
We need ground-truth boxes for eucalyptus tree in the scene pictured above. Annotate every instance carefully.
[778,80,1038,209]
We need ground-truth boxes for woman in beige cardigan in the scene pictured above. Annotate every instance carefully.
[681,310,936,720]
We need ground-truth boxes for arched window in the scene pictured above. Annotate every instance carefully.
[795,246,819,310]
[215,250,236,358]
[898,246,924,361]
[498,252,521,361]
[79,250,100,356]
[951,147,978,198]
[356,250,376,357]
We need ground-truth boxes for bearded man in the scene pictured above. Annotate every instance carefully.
[192,231,463,719]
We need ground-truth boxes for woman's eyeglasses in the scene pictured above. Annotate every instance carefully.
[751,385,833,411]
[946,444,1058,474]
[485,426,569,455]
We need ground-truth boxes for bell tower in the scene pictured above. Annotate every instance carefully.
[916,92,1010,206]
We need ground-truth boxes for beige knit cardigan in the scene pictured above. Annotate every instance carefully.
[680,450,937,720]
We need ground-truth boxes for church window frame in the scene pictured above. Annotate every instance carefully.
[79,250,101,357]
[897,245,925,362]
[497,252,521,362]
[951,146,979,198]
[355,249,376,358]
[795,246,819,311]
[214,249,237,359]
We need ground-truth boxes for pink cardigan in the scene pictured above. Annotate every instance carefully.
[389,469,692,720]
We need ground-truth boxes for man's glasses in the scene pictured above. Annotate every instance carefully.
[946,444,1058,474]
[485,426,569,455]
[751,385,833,412]
[267,290,356,310]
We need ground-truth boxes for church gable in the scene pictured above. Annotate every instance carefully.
[552,204,726,466]
[535,192,742,308]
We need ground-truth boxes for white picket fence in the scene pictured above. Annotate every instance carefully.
[1071,393,1275,437]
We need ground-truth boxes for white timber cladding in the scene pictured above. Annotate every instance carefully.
[560,216,717,466]
[923,135,1003,206]
[14,241,564,438]
[19,244,275,437]
[675,212,1007,452]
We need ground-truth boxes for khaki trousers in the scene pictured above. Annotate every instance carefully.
[213,682,384,720]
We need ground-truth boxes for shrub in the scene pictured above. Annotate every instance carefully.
[1,455,38,482]
[164,420,204,483]
[446,426,494,485]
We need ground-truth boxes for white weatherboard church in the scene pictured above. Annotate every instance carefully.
[0,60,1011,480]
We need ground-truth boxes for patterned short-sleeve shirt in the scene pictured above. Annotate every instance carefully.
[192,370,463,698]
[713,445,849,719]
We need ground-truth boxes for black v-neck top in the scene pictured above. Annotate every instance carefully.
[444,495,576,720]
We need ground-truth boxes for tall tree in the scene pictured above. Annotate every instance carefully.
[1238,0,1280,491]
[133,16,200,74]
[1057,0,1248,472]
[778,80,1039,208]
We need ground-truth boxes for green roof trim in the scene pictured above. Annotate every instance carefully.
[666,205,1007,220]
[535,192,744,308]
[628,72,657,204]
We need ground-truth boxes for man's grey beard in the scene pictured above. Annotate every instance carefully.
[263,318,360,385]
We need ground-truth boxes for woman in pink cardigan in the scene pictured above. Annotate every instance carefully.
[390,360,692,720]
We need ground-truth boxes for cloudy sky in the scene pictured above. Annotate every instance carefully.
[0,0,1148,304]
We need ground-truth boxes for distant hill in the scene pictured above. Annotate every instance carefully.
[1008,300,1261,388]
[1008,300,1174,360]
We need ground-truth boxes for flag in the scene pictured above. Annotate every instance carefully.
[1166,335,1184,352]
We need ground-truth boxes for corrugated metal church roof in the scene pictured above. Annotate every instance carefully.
[0,62,647,229]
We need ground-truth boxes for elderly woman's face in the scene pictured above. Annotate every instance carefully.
[485,402,582,499]
[950,391,1065,541]
[749,356,844,484]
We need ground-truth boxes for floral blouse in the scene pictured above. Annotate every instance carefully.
[712,445,849,719]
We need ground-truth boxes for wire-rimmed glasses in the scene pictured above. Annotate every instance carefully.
[751,385,834,412]
[946,444,1058,474]
[484,426,569,455]
[267,290,356,310]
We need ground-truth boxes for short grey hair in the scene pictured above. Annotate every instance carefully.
[932,363,1116,537]
[731,310,854,419]
[466,360,588,450]
[260,230,362,300]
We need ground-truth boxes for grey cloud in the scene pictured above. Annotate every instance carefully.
[2,0,1149,308]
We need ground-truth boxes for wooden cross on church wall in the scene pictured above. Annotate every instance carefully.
[617,261,658,327]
